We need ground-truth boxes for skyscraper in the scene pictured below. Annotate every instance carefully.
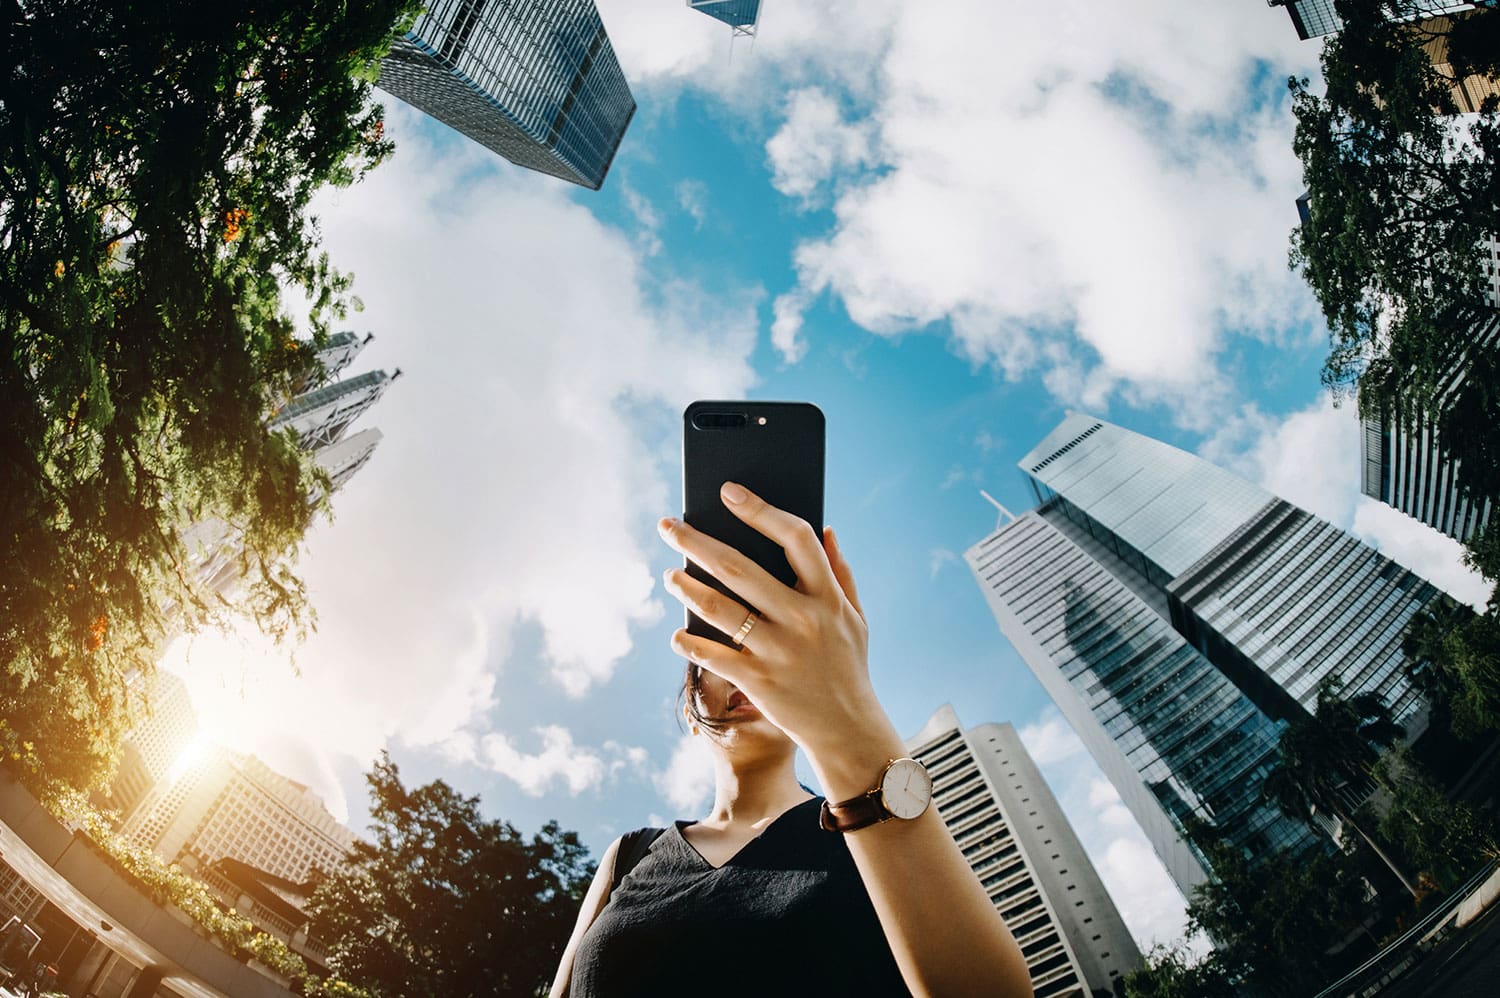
[1023,414,1441,729]
[908,706,1142,997]
[123,746,357,884]
[181,335,394,606]
[967,511,1315,899]
[102,670,202,822]
[968,413,1451,893]
[377,0,635,190]
[1359,309,1499,544]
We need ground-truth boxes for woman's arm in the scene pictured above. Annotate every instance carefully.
[548,836,620,998]
[658,484,1033,997]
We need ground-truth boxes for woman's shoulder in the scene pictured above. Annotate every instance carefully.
[610,825,669,891]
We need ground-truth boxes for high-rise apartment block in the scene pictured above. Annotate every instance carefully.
[123,746,357,884]
[909,706,1142,997]
[969,414,1448,894]
[377,0,635,190]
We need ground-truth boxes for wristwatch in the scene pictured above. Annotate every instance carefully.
[819,757,933,833]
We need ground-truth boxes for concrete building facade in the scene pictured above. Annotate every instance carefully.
[123,748,356,886]
[908,705,1142,997]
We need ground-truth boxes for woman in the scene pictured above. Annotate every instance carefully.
[550,482,1032,997]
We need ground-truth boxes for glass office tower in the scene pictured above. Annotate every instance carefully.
[377,0,635,190]
[967,511,1314,900]
[1024,414,1441,730]
[1360,310,1500,544]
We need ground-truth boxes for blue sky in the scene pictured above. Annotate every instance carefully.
[162,1,1492,950]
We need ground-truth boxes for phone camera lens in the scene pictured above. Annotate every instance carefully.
[692,412,748,430]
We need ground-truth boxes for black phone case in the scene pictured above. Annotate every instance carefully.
[682,401,825,645]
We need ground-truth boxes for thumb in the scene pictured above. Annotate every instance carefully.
[823,526,865,622]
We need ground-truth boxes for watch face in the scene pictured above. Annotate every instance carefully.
[880,758,933,820]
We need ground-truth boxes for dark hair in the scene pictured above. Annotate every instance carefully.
[677,661,734,735]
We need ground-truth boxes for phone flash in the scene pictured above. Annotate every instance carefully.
[757,416,768,425]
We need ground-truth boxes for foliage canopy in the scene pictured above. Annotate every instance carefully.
[1290,0,1500,424]
[306,753,596,998]
[0,0,419,791]
[1184,822,1368,997]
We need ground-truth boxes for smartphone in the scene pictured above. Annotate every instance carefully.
[682,400,825,645]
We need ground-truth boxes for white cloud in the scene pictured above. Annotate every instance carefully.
[1200,396,1490,608]
[749,1,1319,425]
[1017,707,1087,768]
[770,285,814,364]
[170,101,759,792]
[598,0,904,103]
[653,734,716,814]
[1353,499,1491,610]
[675,179,709,229]
[765,88,874,207]
[474,725,645,797]
[928,547,958,579]
[1199,397,1361,526]
[1019,707,1190,950]
[621,183,664,256]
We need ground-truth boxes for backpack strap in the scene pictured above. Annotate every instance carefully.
[610,826,666,892]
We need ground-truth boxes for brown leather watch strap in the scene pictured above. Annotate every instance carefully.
[819,790,888,833]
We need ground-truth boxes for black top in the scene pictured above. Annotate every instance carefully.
[570,797,911,997]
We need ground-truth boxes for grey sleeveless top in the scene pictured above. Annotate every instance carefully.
[570,797,910,996]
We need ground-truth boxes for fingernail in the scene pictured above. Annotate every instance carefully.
[721,482,748,504]
[658,516,678,533]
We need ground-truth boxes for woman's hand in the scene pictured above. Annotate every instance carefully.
[660,484,1033,996]
[658,481,895,766]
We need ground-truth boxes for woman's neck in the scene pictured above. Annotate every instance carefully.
[705,748,810,827]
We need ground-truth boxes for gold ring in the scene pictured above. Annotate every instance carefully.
[731,611,758,649]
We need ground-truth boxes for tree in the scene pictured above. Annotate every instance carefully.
[1290,0,1500,409]
[1123,942,1235,998]
[1261,678,1417,895]
[306,754,596,998]
[1290,0,1500,578]
[1403,596,1500,739]
[0,0,421,792]
[1184,822,1370,998]
[1373,750,1498,891]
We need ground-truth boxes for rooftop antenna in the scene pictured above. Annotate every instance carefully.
[980,490,1016,531]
